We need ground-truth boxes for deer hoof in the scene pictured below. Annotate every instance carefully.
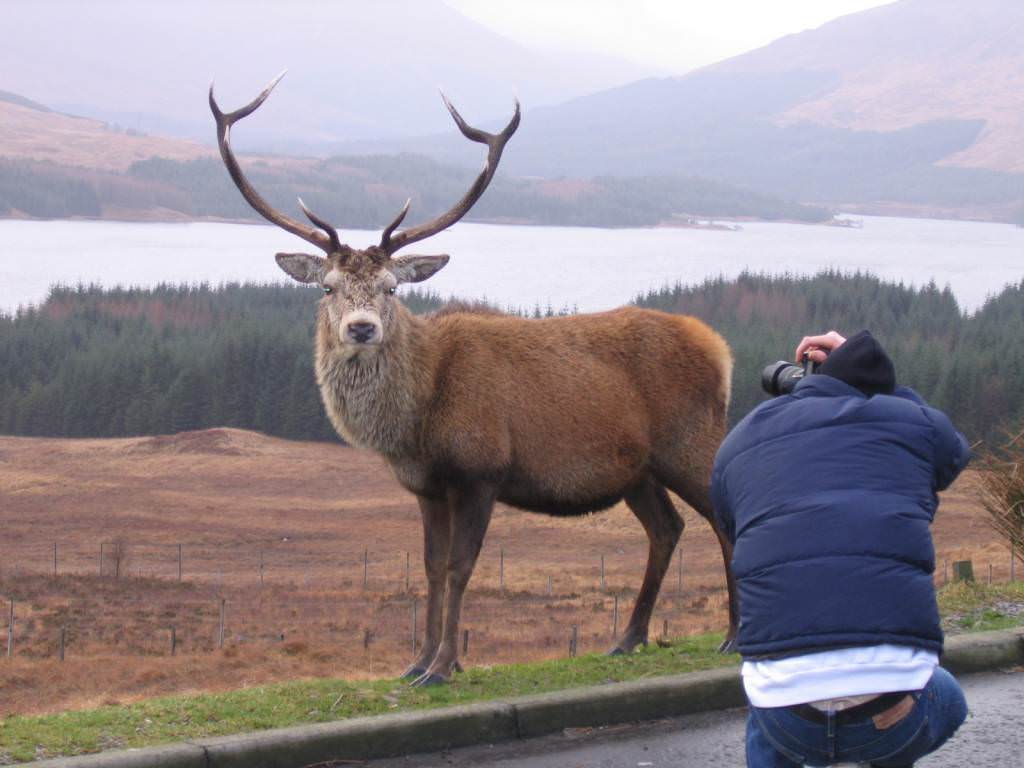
[410,671,448,687]
[400,665,427,681]
[607,633,645,656]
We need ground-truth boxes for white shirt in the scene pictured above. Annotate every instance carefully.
[742,644,939,708]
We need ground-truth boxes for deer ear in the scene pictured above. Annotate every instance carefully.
[275,253,327,284]
[389,254,450,284]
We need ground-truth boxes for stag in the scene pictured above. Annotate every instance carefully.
[210,74,738,686]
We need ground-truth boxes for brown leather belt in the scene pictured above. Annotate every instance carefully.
[791,691,914,725]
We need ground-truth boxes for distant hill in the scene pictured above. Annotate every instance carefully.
[341,0,1024,222]
[0,0,652,151]
[0,92,829,226]
[0,148,829,226]
[0,98,211,172]
[0,89,51,113]
[8,0,1021,224]
[713,0,1024,175]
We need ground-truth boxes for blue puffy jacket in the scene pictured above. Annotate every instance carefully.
[711,372,969,659]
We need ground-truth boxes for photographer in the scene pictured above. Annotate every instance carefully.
[711,330,970,767]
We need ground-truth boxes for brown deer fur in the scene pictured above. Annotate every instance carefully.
[210,75,739,686]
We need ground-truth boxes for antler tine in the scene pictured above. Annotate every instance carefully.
[209,72,332,253]
[379,198,411,249]
[381,96,520,255]
[298,197,343,253]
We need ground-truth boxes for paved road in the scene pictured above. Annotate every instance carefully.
[367,669,1022,767]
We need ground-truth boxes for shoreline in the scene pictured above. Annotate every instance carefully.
[0,211,1018,229]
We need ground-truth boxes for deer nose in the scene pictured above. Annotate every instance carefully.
[346,321,378,344]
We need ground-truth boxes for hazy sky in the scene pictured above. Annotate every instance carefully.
[445,0,897,72]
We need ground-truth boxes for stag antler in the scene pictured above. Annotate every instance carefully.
[379,94,520,255]
[211,75,519,258]
[209,72,340,254]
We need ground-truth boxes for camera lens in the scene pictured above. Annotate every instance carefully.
[761,361,806,397]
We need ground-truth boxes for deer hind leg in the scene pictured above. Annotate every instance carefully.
[611,476,684,655]
[658,467,739,653]
[411,482,496,687]
[402,495,451,681]
[710,525,739,653]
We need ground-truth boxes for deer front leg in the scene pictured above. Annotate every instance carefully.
[402,495,451,680]
[411,483,495,687]
[612,478,683,654]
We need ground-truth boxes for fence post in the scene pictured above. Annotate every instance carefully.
[463,629,469,656]
[363,629,371,650]
[218,599,226,649]
[59,626,66,662]
[942,559,948,585]
[612,595,619,640]
[411,600,418,654]
[6,599,13,658]
[663,618,669,641]
[171,626,177,656]
[600,554,606,591]
[177,544,183,583]
[989,563,993,585]
[569,624,578,658]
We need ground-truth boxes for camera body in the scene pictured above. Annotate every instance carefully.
[761,353,819,397]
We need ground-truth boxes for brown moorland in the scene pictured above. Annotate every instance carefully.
[0,101,211,173]
[0,428,1009,717]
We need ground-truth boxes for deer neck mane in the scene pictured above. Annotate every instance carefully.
[314,303,434,457]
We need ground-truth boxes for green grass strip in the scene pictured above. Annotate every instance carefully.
[0,633,731,763]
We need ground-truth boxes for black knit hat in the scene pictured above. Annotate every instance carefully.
[818,330,896,396]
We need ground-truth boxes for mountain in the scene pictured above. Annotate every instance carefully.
[712,0,1024,174]
[338,0,1024,221]
[0,0,652,152]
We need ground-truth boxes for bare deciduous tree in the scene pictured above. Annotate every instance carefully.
[978,430,1024,560]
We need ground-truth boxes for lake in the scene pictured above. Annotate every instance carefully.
[1,216,1022,315]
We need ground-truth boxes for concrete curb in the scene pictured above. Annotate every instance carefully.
[28,627,1024,767]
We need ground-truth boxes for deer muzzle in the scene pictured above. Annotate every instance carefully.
[342,311,383,346]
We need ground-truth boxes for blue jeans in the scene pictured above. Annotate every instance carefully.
[745,667,967,767]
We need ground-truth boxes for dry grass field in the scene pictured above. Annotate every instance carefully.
[0,428,1011,718]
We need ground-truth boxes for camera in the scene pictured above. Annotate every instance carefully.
[761,353,819,397]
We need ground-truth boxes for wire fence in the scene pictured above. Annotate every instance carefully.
[0,537,726,663]
[1,539,1020,664]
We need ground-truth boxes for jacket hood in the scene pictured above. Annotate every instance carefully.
[818,330,896,396]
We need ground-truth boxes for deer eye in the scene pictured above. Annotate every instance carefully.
[323,285,334,295]
[387,286,396,295]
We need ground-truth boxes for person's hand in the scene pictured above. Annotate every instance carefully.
[795,331,847,364]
